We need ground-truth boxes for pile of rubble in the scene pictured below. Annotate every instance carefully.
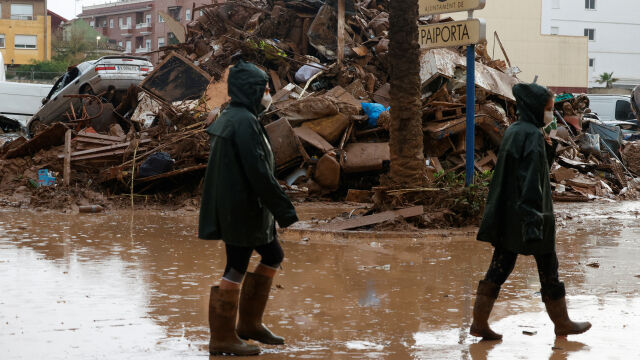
[549,92,640,202]
[0,0,639,216]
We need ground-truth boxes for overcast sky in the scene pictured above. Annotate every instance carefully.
[49,0,110,20]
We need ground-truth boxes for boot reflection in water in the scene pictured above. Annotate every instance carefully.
[471,83,591,340]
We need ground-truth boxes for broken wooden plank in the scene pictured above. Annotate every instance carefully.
[430,157,444,173]
[6,123,68,159]
[317,206,424,231]
[293,127,334,153]
[205,66,231,110]
[269,69,282,92]
[71,147,148,161]
[76,137,123,146]
[77,131,126,142]
[336,0,345,65]
[57,139,151,159]
[135,164,207,184]
[64,130,72,186]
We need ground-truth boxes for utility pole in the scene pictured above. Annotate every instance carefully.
[44,0,48,61]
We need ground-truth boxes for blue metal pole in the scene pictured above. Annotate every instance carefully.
[465,44,476,186]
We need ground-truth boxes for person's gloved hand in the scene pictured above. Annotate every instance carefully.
[276,213,299,229]
[522,217,543,243]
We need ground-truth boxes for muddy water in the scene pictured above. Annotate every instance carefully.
[1,202,640,359]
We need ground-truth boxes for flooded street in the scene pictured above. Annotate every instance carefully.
[2,201,640,359]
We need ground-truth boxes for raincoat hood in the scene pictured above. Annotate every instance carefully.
[512,83,552,128]
[228,60,269,115]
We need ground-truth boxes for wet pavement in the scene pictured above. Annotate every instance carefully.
[1,201,640,359]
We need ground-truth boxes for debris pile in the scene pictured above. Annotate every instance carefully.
[0,0,639,217]
[548,93,640,202]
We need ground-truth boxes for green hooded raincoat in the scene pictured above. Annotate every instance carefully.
[198,61,298,247]
[477,83,555,255]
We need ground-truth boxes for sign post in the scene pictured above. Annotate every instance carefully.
[418,1,486,186]
[418,18,486,49]
[418,0,486,15]
[465,41,475,186]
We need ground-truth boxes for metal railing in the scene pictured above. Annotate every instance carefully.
[5,70,64,83]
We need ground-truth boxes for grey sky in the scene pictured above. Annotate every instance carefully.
[49,0,110,20]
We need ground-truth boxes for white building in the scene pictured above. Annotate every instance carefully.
[541,0,640,89]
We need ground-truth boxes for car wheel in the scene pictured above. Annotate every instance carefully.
[80,84,94,95]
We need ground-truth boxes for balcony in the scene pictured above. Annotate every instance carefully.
[135,47,151,54]
[135,22,151,29]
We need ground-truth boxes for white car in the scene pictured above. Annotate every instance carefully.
[0,51,52,130]
[586,94,637,123]
[27,56,153,136]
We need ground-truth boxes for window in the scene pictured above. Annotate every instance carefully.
[0,34,5,48]
[585,0,595,10]
[200,10,204,17]
[185,9,191,21]
[589,58,595,68]
[90,20,95,27]
[119,18,123,28]
[615,100,634,120]
[158,14,165,23]
[15,34,36,49]
[102,20,107,27]
[127,17,132,26]
[158,37,165,48]
[552,0,560,9]
[145,14,152,24]
[118,41,123,48]
[109,19,114,28]
[551,26,559,35]
[145,39,151,50]
[584,28,595,41]
[11,4,33,20]
[125,40,132,53]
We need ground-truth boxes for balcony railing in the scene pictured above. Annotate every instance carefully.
[135,22,151,29]
[135,47,150,54]
[10,15,34,20]
[119,24,132,30]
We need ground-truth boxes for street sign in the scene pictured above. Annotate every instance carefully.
[419,0,486,16]
[418,19,486,49]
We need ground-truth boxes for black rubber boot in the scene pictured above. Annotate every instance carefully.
[542,282,591,336]
[209,286,260,356]
[470,280,503,340]
[237,272,285,345]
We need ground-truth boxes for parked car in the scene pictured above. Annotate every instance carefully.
[26,56,153,136]
[586,94,637,123]
[0,52,53,131]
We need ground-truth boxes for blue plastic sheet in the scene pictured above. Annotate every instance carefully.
[361,103,390,127]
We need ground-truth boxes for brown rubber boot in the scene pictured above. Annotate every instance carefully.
[543,297,592,336]
[470,280,503,340]
[209,286,260,356]
[237,272,285,345]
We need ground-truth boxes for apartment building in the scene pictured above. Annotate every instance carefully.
[541,0,640,89]
[0,0,51,65]
[78,0,213,64]
[452,0,589,93]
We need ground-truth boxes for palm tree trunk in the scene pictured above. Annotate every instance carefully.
[388,0,427,186]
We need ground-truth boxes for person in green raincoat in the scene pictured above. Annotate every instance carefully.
[470,83,591,340]
[198,60,298,356]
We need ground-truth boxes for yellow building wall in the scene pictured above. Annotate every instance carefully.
[0,15,51,65]
[451,0,588,90]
